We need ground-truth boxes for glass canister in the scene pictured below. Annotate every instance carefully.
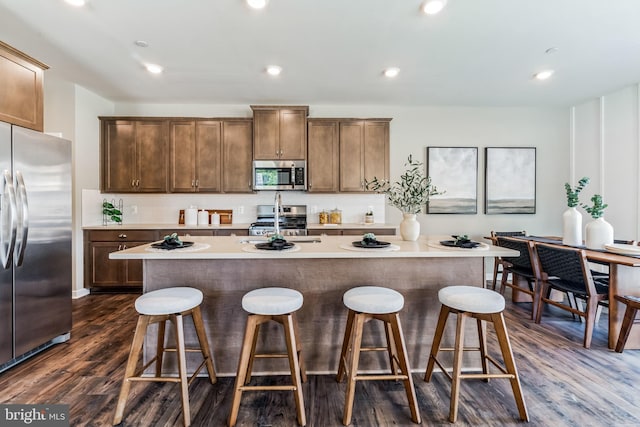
[319,210,329,224]
[330,208,342,224]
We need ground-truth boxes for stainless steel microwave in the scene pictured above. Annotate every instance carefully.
[253,160,307,191]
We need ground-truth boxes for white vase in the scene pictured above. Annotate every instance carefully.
[585,217,614,250]
[400,213,420,241]
[562,207,583,246]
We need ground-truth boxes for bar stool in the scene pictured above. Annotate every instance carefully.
[336,286,421,426]
[424,285,528,423]
[113,287,217,427]
[229,287,306,427]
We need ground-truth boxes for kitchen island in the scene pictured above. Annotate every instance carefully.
[111,235,517,375]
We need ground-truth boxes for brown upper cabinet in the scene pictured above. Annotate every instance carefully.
[169,120,222,192]
[0,41,47,132]
[222,119,254,193]
[307,119,339,192]
[100,118,168,193]
[251,105,308,160]
[339,119,390,192]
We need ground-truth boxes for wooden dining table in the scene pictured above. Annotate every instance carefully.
[507,236,640,350]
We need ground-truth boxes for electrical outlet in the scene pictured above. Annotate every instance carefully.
[238,206,244,214]
[131,205,138,215]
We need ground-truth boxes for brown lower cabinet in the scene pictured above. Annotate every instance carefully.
[308,228,396,236]
[84,227,249,291]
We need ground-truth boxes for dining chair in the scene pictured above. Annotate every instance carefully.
[489,231,526,290]
[495,236,539,319]
[614,295,640,352]
[534,243,609,348]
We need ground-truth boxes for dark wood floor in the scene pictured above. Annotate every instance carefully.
[1,291,639,426]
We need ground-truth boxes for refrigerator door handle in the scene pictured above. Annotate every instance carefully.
[1,170,17,269]
[14,170,28,267]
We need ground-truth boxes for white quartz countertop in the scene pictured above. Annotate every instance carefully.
[83,223,253,230]
[109,235,517,260]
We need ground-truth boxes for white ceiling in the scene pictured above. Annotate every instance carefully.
[1,0,640,107]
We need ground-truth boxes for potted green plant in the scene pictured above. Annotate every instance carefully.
[562,177,589,246]
[581,194,613,249]
[366,154,444,241]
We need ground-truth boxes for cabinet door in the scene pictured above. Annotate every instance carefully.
[222,121,253,192]
[363,121,389,186]
[308,120,339,192]
[123,242,147,285]
[169,121,197,192]
[253,109,279,160]
[89,242,125,286]
[339,121,365,192]
[195,121,222,192]
[279,109,307,159]
[102,120,136,192]
[136,120,167,192]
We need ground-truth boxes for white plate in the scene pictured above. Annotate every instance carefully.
[604,243,640,256]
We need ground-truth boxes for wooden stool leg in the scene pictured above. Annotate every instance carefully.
[191,305,217,383]
[229,315,260,427]
[172,314,191,427]
[283,314,307,426]
[292,313,307,383]
[384,321,398,375]
[343,313,365,426]
[492,258,500,290]
[491,312,529,422]
[388,313,421,424]
[477,317,490,380]
[113,315,151,425]
[615,305,639,353]
[244,322,261,385]
[449,311,467,423]
[336,309,355,383]
[155,319,166,377]
[425,304,450,382]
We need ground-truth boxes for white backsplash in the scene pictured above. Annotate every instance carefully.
[82,189,387,226]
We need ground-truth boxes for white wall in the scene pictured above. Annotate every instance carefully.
[572,85,640,240]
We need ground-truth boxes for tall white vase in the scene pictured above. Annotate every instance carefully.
[562,207,583,246]
[400,213,420,241]
[585,217,614,250]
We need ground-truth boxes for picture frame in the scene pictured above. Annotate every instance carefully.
[484,147,536,214]
[426,146,478,214]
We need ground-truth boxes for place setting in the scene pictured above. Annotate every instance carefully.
[339,233,400,252]
[241,233,301,253]
[427,234,489,251]
[146,233,210,252]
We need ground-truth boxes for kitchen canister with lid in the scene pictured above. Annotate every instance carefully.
[185,206,198,225]
[211,212,220,225]
[197,209,209,225]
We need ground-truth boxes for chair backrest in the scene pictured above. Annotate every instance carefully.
[491,230,527,238]
[534,243,597,296]
[496,236,535,273]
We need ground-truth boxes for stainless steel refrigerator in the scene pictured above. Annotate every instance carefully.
[0,121,72,371]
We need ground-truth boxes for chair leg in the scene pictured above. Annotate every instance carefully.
[229,315,260,427]
[113,315,151,425]
[388,313,421,424]
[476,318,490,381]
[615,305,639,353]
[492,259,500,290]
[155,319,166,377]
[491,312,529,422]
[583,298,598,349]
[425,304,450,382]
[244,322,261,385]
[336,309,355,383]
[283,314,307,426]
[449,311,467,423]
[191,305,217,384]
[292,314,307,383]
[384,321,398,375]
[343,313,365,426]
[172,314,191,427]
[535,282,549,324]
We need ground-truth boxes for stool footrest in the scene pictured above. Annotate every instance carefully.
[459,373,515,380]
[355,374,409,381]
[240,385,297,391]
[254,353,288,359]
[128,376,181,383]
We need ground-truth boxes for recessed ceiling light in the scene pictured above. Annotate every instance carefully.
[247,0,268,9]
[64,0,86,6]
[422,0,448,15]
[545,47,559,55]
[266,65,282,76]
[383,67,400,78]
[145,63,164,74]
[134,40,149,48]
[534,70,554,80]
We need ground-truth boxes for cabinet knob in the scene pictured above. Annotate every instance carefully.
[136,179,140,187]
[118,233,127,239]
[131,179,135,187]
[118,244,122,251]
[195,179,199,187]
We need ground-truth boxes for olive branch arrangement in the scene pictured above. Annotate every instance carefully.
[581,194,608,219]
[564,177,589,208]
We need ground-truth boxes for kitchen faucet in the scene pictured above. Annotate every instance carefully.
[274,191,282,236]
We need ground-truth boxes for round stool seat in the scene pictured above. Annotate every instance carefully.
[343,286,404,314]
[242,287,303,315]
[438,285,505,314]
[135,287,203,315]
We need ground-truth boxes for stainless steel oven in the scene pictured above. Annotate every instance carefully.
[249,205,307,236]
[253,160,307,191]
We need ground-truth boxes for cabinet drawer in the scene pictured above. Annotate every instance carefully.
[88,230,157,241]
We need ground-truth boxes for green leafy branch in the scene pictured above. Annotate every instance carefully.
[102,201,122,223]
[581,194,608,219]
[564,177,589,208]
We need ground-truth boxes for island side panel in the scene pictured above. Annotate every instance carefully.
[143,256,484,375]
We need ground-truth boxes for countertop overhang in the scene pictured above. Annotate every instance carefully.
[109,235,517,260]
